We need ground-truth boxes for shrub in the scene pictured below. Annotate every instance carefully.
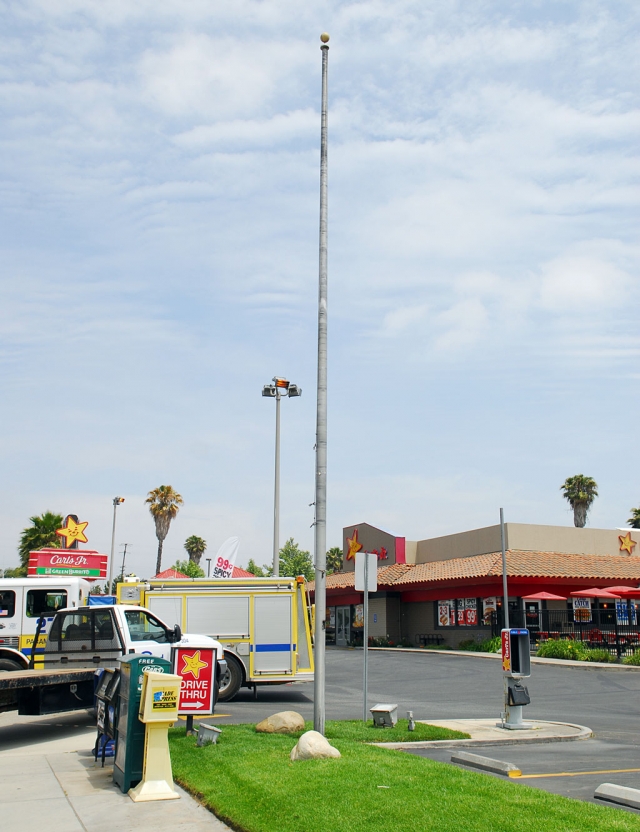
[583,648,613,663]
[623,652,640,665]
[458,636,500,653]
[536,638,589,661]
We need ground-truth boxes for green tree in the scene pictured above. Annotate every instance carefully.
[184,535,207,565]
[16,511,63,576]
[278,538,314,581]
[628,507,640,529]
[146,485,184,575]
[172,558,205,578]
[246,558,266,577]
[561,475,598,528]
[326,546,343,574]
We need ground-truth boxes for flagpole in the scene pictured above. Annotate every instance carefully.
[313,32,330,735]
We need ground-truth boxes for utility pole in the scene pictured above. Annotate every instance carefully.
[108,497,124,594]
[119,543,129,584]
[313,32,330,735]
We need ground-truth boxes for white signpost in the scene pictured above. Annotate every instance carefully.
[355,552,377,722]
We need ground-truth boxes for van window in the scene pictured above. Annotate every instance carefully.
[26,589,68,618]
[1,590,16,618]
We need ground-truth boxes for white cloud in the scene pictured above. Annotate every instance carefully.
[0,0,639,569]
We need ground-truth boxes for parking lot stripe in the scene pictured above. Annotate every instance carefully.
[518,768,640,779]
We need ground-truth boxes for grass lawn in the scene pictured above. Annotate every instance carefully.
[169,722,640,832]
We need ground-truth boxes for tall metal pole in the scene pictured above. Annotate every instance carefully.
[363,554,369,722]
[313,32,330,735]
[108,499,118,594]
[273,389,281,577]
[500,507,510,631]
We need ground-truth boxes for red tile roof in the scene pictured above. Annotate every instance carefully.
[154,568,188,579]
[232,565,254,578]
[310,551,640,593]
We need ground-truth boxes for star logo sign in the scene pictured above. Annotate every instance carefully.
[55,517,89,548]
[619,532,638,555]
[181,650,208,679]
[346,528,363,561]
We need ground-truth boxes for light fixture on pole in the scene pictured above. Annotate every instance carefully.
[314,32,330,735]
[108,497,125,594]
[262,377,301,577]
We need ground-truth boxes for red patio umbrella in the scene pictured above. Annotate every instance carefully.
[603,586,640,597]
[570,588,621,599]
[522,591,567,601]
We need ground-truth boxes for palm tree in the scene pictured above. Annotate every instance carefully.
[184,535,206,566]
[17,511,63,574]
[560,475,598,528]
[628,507,640,529]
[146,486,184,575]
[326,546,343,575]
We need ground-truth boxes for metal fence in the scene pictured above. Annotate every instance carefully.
[491,608,640,659]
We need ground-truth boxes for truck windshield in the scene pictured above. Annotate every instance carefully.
[124,610,169,643]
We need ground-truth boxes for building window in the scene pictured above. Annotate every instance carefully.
[436,598,481,627]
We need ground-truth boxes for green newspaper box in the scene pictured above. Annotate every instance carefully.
[113,654,172,793]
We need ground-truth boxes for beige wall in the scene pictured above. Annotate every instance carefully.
[415,523,636,563]
[342,524,399,571]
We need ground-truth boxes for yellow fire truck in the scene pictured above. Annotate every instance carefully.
[117,576,314,700]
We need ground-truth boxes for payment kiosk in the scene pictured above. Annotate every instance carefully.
[499,628,532,730]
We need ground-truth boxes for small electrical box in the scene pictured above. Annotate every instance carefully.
[370,703,398,728]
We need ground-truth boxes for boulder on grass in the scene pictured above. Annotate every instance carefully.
[256,711,305,734]
[290,730,341,761]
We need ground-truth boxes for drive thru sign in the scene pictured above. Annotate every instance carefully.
[174,648,216,715]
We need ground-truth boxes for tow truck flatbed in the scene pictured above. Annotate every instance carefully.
[0,667,96,715]
[0,667,95,690]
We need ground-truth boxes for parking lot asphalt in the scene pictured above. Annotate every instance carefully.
[3,648,640,815]
[405,738,640,811]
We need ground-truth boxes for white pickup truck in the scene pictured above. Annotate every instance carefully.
[0,603,226,716]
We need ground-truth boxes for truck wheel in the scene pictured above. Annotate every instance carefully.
[0,659,23,672]
[218,655,243,701]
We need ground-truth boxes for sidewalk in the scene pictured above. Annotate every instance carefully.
[0,711,231,832]
[374,718,592,750]
[367,645,640,670]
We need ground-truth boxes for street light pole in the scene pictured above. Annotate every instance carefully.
[314,32,330,736]
[273,386,282,576]
[108,497,124,594]
[262,377,301,577]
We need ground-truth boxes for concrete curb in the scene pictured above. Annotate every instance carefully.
[595,783,640,810]
[372,721,592,750]
[451,750,521,777]
[364,646,640,671]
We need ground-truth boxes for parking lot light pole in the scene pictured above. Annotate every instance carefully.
[262,377,301,577]
[108,497,125,594]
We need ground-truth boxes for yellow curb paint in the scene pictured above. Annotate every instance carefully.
[518,768,640,779]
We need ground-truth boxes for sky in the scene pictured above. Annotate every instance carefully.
[1,1,639,578]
